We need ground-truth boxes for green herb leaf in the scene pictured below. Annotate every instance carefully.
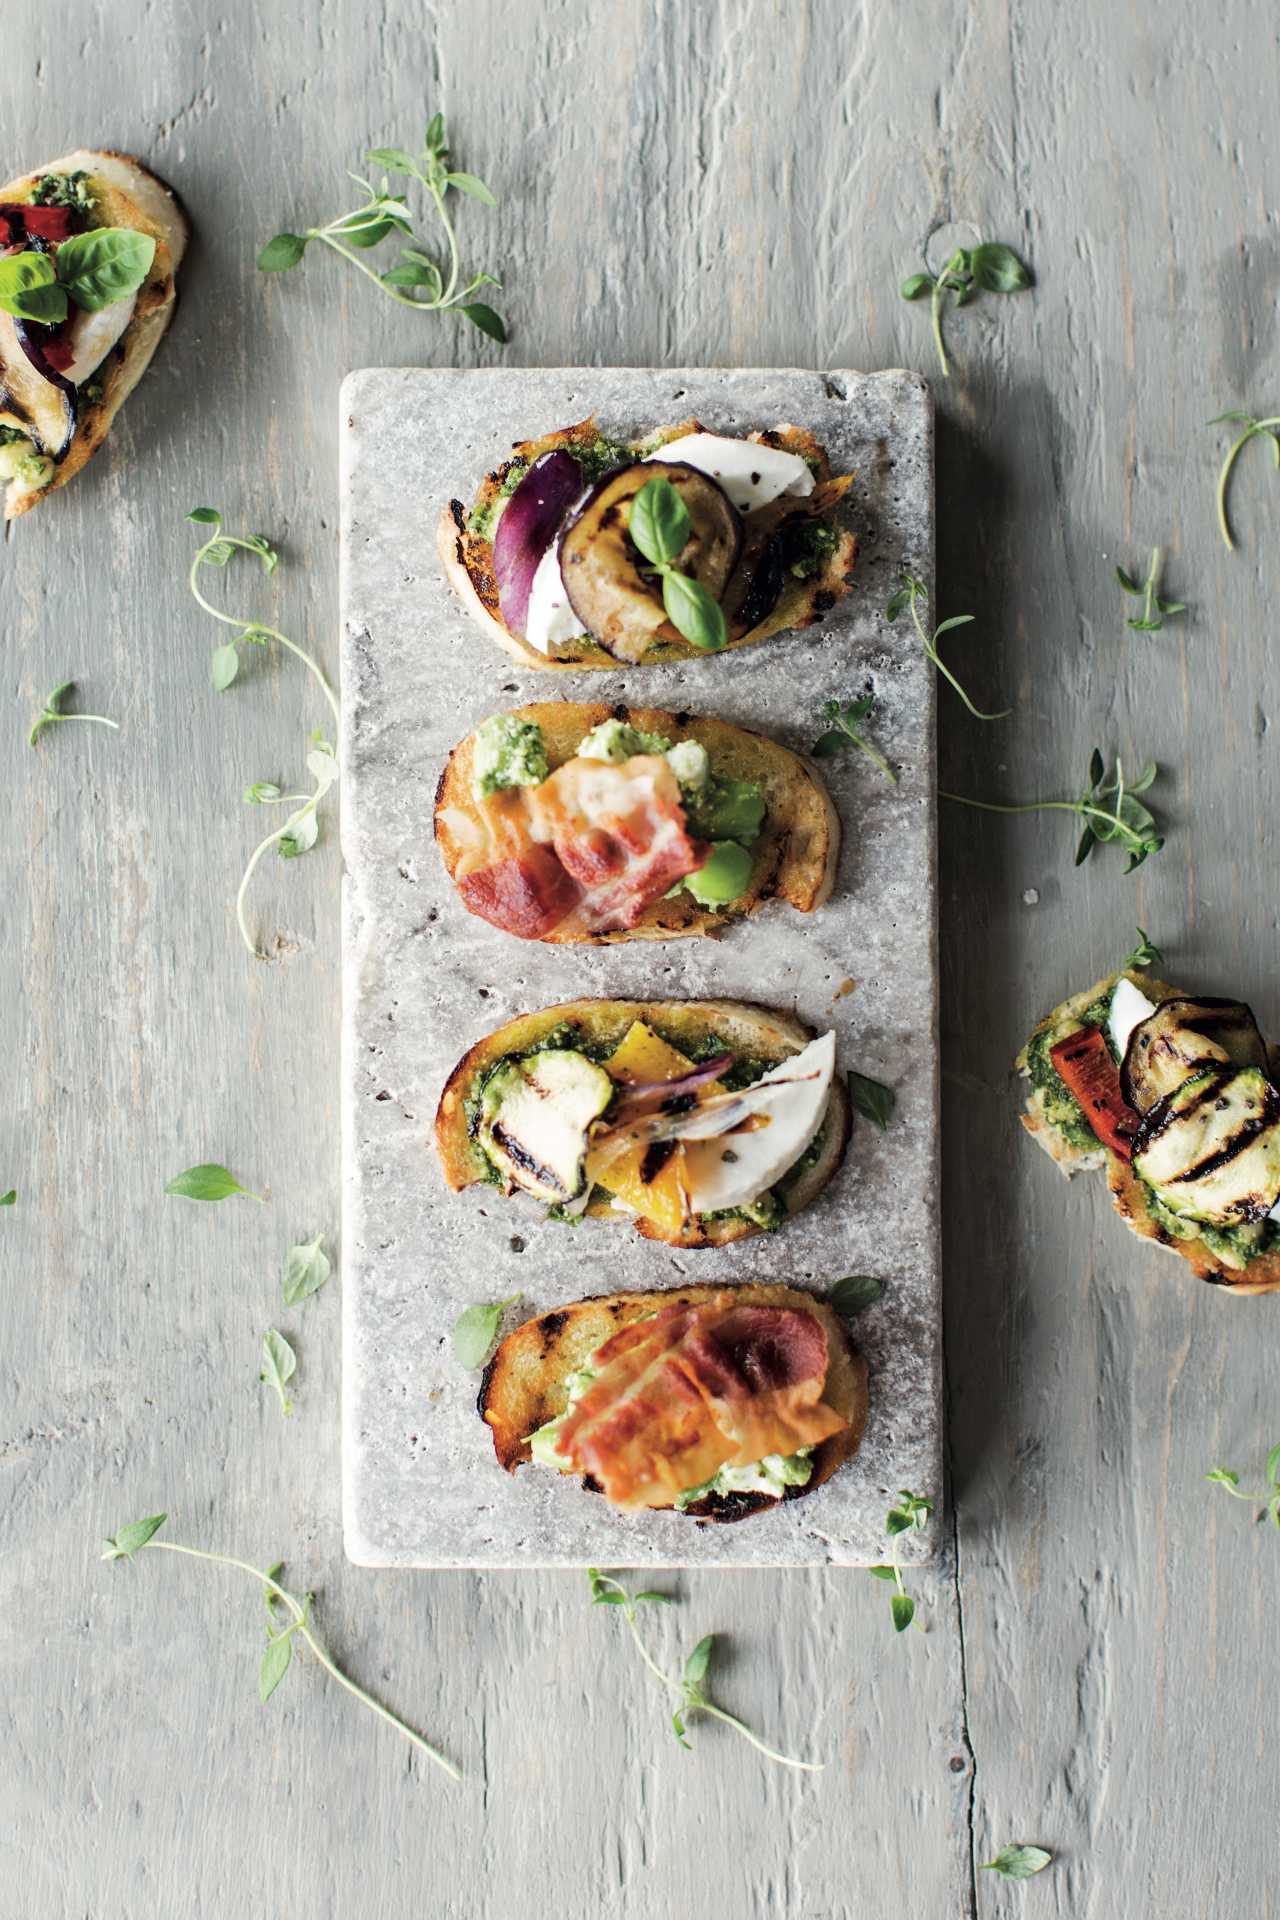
[810,730,848,757]
[981,1845,1053,1880]
[259,1631,293,1701]
[890,1593,915,1632]
[629,475,690,566]
[366,146,419,173]
[848,1069,895,1131]
[278,810,319,860]
[211,643,240,691]
[244,782,282,804]
[1115,566,1141,594]
[867,1564,898,1581]
[661,569,728,652]
[258,232,309,272]
[967,241,1033,293]
[101,1512,167,1561]
[28,679,119,747]
[164,1162,263,1203]
[683,1635,714,1688]
[54,227,156,312]
[447,171,497,205]
[452,1294,521,1369]
[830,1274,883,1316]
[0,1190,15,1206]
[899,272,934,301]
[460,302,506,342]
[425,112,447,155]
[1123,928,1162,971]
[260,1328,296,1416]
[1267,1445,1280,1488]
[1206,1467,1240,1489]
[282,1234,330,1307]
[187,507,222,526]
[0,250,67,323]
[809,691,896,781]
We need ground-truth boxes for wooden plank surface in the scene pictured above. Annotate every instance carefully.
[2,2,1277,1914]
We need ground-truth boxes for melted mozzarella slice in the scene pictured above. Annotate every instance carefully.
[1109,978,1158,1059]
[524,535,584,655]
[61,293,137,388]
[644,431,815,515]
[681,1032,835,1212]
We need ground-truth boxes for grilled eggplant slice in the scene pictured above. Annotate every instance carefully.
[1133,1064,1280,1226]
[559,461,740,662]
[0,315,75,458]
[1120,995,1267,1114]
[475,1049,614,1204]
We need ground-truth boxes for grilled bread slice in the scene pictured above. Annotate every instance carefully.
[437,414,856,672]
[1019,970,1280,1294]
[480,1282,869,1522]
[1,150,188,519]
[434,700,840,944]
[434,998,851,1248]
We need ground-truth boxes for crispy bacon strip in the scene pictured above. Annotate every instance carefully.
[553,1294,846,1510]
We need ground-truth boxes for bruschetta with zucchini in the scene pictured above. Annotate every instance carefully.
[435,1000,850,1247]
[438,415,856,669]
[0,149,187,518]
[1020,965,1280,1292]
[434,701,839,943]
[481,1283,869,1521]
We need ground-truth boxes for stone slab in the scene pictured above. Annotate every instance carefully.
[339,366,938,1567]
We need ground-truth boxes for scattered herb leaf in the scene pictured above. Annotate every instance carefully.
[870,1490,933,1633]
[1123,928,1163,972]
[1206,1441,1280,1529]
[1209,410,1280,552]
[829,1274,883,1316]
[99,1513,458,1774]
[452,1294,521,1370]
[1116,547,1185,633]
[848,1069,895,1131]
[943,749,1164,874]
[898,238,1032,377]
[587,1569,821,1770]
[0,1190,15,1206]
[0,227,155,324]
[886,575,1009,720]
[811,693,896,782]
[282,1235,330,1307]
[164,1162,263,1203]
[29,681,119,747]
[626,475,727,651]
[981,1845,1053,1881]
[260,1329,297,1416]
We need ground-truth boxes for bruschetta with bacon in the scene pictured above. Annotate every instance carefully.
[481,1283,869,1521]
[0,150,187,518]
[434,701,839,944]
[1020,962,1280,1294]
[435,999,850,1247]
[438,415,856,670]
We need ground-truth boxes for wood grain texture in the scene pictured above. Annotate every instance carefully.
[1,0,1276,1914]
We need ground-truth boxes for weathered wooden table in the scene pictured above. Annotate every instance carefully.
[5,4,1277,1914]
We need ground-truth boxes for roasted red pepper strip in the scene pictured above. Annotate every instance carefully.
[1049,1026,1138,1160]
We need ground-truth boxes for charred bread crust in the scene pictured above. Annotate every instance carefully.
[433,998,850,1248]
[436,415,857,672]
[433,699,840,944]
[479,1282,869,1521]
[1018,970,1280,1293]
[1,149,188,519]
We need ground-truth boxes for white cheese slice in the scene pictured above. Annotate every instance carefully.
[644,431,815,515]
[524,537,584,655]
[1109,978,1158,1060]
[62,293,137,389]
[681,1032,836,1213]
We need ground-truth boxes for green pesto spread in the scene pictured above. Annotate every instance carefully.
[472,714,549,795]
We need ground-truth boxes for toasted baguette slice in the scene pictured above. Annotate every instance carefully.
[480,1283,869,1522]
[1018,971,1280,1294]
[435,998,851,1248]
[1,150,188,519]
[437,414,856,672]
[434,700,840,944]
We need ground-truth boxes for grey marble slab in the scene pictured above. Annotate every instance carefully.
[339,365,937,1567]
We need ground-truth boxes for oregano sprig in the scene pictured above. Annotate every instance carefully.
[900,239,1032,377]
[811,693,896,782]
[1209,410,1280,551]
[587,1570,821,1770]
[943,748,1164,874]
[886,575,1009,720]
[259,113,505,343]
[1115,547,1185,633]
[29,680,119,747]
[627,476,727,652]
[1207,1441,1280,1529]
[100,1513,458,1777]
[235,735,339,956]
[1122,927,1163,972]
[867,1490,934,1632]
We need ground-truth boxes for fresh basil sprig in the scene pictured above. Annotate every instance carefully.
[811,693,896,782]
[1209,410,1280,551]
[900,238,1032,377]
[164,1162,263,1203]
[282,1235,330,1307]
[100,1512,459,1776]
[944,748,1164,874]
[848,1069,895,1131]
[886,575,1009,720]
[587,1569,821,1770]
[452,1294,521,1370]
[1122,927,1162,972]
[981,1845,1053,1881]
[1207,1441,1280,1529]
[867,1490,934,1632]
[627,475,727,652]
[0,226,155,323]
[259,113,505,342]
[260,1329,297,1416]
[1116,547,1185,633]
[29,681,119,748]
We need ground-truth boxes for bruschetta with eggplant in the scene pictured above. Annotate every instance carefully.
[438,415,856,669]
[435,1000,850,1247]
[1020,965,1280,1293]
[481,1283,869,1521]
[434,701,839,943]
[0,150,187,518]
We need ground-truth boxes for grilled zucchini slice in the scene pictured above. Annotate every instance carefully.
[1133,1064,1280,1226]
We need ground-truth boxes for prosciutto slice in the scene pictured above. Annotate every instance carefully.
[552,1294,846,1510]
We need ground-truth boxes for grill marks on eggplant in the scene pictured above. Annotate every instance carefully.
[1120,996,1268,1113]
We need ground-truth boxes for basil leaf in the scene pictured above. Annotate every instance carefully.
[458,301,506,342]
[259,1631,293,1701]
[966,242,1032,294]
[282,1234,330,1307]
[164,1162,261,1202]
[981,1845,1052,1880]
[55,227,156,313]
[447,171,497,206]
[211,643,240,691]
[260,1328,296,1416]
[629,475,690,567]
[0,1190,14,1206]
[899,272,933,301]
[452,1294,520,1369]
[661,569,727,652]
[0,251,67,323]
[890,1593,915,1632]
[258,232,308,272]
[683,1634,714,1687]
[848,1069,895,1131]
[830,1274,883,1316]
[101,1512,167,1560]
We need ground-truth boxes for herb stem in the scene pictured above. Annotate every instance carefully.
[146,1540,459,1778]
[929,266,953,379]
[941,792,1137,839]
[1216,415,1280,552]
[307,229,427,308]
[909,594,1009,721]
[50,713,118,730]
[1141,546,1161,627]
[236,800,318,957]
[190,534,340,728]
[695,1701,824,1772]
